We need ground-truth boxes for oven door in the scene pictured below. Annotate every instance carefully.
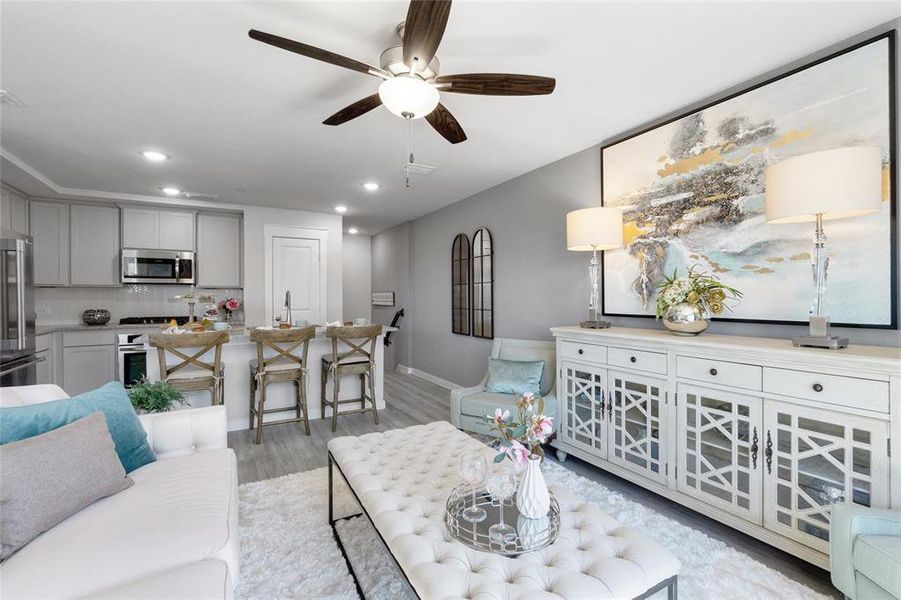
[119,349,147,388]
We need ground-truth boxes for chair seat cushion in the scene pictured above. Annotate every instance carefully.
[854,535,901,598]
[249,359,302,373]
[79,560,233,600]
[0,448,239,599]
[167,367,217,381]
[321,356,369,366]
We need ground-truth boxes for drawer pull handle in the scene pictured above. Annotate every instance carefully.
[630,356,637,363]
[709,368,718,376]
[578,349,584,355]
[812,383,823,393]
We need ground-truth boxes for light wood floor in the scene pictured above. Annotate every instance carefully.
[228,370,839,598]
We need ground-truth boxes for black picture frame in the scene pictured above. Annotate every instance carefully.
[600,30,897,330]
[451,233,471,335]
[472,228,495,339]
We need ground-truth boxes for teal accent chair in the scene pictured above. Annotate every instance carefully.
[830,504,901,599]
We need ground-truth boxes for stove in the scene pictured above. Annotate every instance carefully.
[119,316,190,326]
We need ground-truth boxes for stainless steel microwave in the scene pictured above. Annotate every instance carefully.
[121,249,195,284]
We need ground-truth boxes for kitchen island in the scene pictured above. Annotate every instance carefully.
[145,327,395,431]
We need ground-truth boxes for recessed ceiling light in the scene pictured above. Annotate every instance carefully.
[162,187,182,196]
[362,182,380,192]
[347,228,359,235]
[141,150,169,162]
[334,205,348,213]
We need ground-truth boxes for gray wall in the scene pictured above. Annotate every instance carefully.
[371,222,412,370]
[372,20,901,387]
[342,233,372,322]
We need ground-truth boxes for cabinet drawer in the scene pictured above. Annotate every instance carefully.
[560,341,607,364]
[677,355,762,391]
[762,367,889,413]
[608,346,666,374]
[62,331,115,347]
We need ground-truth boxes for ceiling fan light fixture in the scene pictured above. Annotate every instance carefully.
[378,75,439,119]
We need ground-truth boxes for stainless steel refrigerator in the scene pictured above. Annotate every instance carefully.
[1,228,38,387]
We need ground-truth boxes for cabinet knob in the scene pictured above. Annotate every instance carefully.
[812,383,823,393]
[578,348,584,355]
[630,356,637,363]
[709,368,718,376]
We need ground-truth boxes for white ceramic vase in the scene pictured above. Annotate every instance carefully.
[516,454,550,519]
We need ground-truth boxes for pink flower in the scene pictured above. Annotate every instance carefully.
[490,408,510,425]
[531,415,553,442]
[224,298,240,311]
[505,440,529,467]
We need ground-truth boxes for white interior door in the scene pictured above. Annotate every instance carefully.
[271,235,322,325]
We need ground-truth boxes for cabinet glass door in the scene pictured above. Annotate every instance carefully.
[677,384,762,524]
[607,370,666,483]
[560,361,607,458]
[763,401,889,554]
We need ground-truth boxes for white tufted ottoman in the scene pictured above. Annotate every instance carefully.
[328,421,680,599]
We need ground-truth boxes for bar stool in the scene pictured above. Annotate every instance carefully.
[248,326,316,444]
[321,325,382,433]
[148,330,229,406]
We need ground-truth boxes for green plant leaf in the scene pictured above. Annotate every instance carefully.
[493,453,506,464]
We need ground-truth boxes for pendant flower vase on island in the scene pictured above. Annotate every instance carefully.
[485,392,553,519]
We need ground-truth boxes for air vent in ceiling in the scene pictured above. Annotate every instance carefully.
[183,191,220,200]
[0,90,25,108]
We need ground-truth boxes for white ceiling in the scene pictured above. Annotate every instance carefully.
[1,1,899,233]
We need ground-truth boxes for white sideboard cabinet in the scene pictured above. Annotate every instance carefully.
[551,326,900,568]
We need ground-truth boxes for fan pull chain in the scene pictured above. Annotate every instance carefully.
[404,113,414,189]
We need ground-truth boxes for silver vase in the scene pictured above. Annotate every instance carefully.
[662,302,709,335]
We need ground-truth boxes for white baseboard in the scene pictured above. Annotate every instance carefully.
[396,364,462,390]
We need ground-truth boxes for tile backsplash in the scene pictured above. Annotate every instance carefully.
[35,285,244,325]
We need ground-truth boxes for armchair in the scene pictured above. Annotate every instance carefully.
[450,338,556,435]
[830,503,901,599]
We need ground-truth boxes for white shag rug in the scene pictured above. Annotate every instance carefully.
[235,460,830,600]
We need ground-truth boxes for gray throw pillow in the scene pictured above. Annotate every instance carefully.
[0,411,134,559]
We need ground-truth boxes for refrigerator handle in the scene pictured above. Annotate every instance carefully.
[16,241,26,349]
[0,355,45,377]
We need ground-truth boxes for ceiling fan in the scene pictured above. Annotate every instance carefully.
[248,0,555,144]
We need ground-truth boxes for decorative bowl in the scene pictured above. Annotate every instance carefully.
[82,309,111,326]
[662,302,709,335]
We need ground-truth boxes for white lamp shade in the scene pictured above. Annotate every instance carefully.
[378,75,440,119]
[765,146,883,224]
[566,207,624,251]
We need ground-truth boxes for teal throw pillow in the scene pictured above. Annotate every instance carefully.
[0,382,155,473]
[485,358,545,396]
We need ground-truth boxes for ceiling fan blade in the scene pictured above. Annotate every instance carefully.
[323,94,383,126]
[426,103,466,144]
[435,74,556,96]
[248,29,387,78]
[402,0,452,70]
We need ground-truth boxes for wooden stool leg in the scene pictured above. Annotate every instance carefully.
[321,366,328,420]
[299,373,311,436]
[248,371,256,431]
[360,373,366,410]
[331,371,340,433]
[255,379,267,445]
[368,369,379,425]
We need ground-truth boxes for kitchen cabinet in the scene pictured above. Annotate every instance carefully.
[1,184,29,235]
[70,204,120,286]
[62,331,116,395]
[30,200,69,286]
[196,213,241,287]
[122,207,194,250]
[551,326,898,570]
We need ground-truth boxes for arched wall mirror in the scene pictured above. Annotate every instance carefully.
[451,233,471,335]
[472,228,494,339]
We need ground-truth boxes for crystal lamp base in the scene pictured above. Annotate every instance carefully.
[792,335,849,350]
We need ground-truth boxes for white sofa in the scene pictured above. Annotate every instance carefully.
[0,384,239,599]
[450,338,556,435]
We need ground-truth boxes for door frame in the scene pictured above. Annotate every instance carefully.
[263,225,328,326]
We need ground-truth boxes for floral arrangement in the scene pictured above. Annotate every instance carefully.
[485,392,553,466]
[655,266,742,318]
[218,297,241,317]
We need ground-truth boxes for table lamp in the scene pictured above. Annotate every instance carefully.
[566,206,624,329]
[765,146,883,349]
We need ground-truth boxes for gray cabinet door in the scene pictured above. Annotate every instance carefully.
[1,186,28,234]
[122,208,160,249]
[158,211,195,250]
[196,213,241,287]
[70,204,120,286]
[30,201,69,285]
[62,345,116,395]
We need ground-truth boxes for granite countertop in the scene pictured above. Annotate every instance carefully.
[134,325,398,346]
[36,322,246,335]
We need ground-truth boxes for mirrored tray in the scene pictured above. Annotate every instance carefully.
[444,484,560,556]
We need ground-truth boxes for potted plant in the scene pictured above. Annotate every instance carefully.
[484,392,554,519]
[128,379,187,413]
[655,266,742,335]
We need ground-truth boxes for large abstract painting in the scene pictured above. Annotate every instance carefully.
[601,32,896,328]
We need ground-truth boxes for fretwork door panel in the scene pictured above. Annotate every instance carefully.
[607,370,666,483]
[762,401,889,554]
[560,362,607,459]
[677,384,763,524]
